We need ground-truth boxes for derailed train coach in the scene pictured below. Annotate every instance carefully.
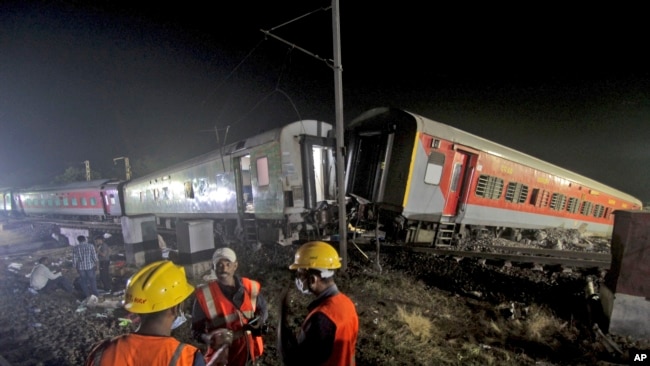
[345,107,643,245]
[122,119,336,245]
[0,187,19,217]
[18,179,124,220]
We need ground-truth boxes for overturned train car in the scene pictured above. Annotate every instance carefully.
[123,120,336,245]
[345,107,642,245]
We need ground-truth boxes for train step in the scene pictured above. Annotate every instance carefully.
[243,218,258,244]
[435,223,456,246]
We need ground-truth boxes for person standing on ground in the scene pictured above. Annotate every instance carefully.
[94,234,111,293]
[192,247,268,366]
[72,235,99,301]
[29,256,75,295]
[85,260,209,366]
[278,241,359,366]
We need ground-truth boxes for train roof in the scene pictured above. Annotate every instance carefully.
[127,119,331,183]
[21,179,120,192]
[349,107,642,206]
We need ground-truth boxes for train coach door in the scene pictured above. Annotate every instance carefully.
[445,148,477,217]
[233,155,253,215]
[300,136,336,208]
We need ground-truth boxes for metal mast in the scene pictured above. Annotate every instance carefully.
[331,0,348,271]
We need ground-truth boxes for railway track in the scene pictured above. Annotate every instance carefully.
[353,240,612,270]
[410,245,611,269]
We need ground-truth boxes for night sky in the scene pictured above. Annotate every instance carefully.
[1,1,648,203]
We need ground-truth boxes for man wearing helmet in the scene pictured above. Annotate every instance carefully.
[278,241,359,366]
[85,261,208,366]
[191,247,268,366]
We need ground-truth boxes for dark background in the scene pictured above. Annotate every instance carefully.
[1,1,648,203]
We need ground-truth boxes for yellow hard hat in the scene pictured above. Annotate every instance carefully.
[289,241,341,270]
[123,261,195,314]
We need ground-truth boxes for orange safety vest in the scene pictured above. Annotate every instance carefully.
[85,333,201,366]
[305,292,359,366]
[195,277,264,366]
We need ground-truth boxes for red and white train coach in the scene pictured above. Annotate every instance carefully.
[18,179,124,220]
[345,107,642,245]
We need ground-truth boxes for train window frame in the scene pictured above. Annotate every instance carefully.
[257,156,270,187]
[580,201,593,216]
[81,197,87,206]
[450,163,462,192]
[90,197,96,206]
[184,181,195,199]
[550,193,567,211]
[566,197,580,214]
[475,174,504,200]
[424,152,445,185]
[593,204,605,218]
[71,198,78,206]
[505,182,529,203]
[63,198,69,206]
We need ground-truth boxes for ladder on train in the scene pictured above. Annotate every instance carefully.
[434,223,456,247]
[242,215,258,245]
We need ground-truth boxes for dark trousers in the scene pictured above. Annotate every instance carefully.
[43,276,74,293]
[78,268,99,298]
[99,260,111,291]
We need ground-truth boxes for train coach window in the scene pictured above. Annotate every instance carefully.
[450,163,462,192]
[257,157,270,187]
[566,197,580,214]
[90,197,96,206]
[505,182,529,203]
[424,152,445,185]
[580,201,593,216]
[593,204,605,218]
[184,181,194,199]
[81,198,87,206]
[71,198,78,206]
[550,193,567,211]
[475,174,504,199]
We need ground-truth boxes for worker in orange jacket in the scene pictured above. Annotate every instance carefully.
[85,261,211,366]
[278,241,359,366]
[192,247,268,366]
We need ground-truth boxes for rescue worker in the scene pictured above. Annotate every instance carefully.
[192,247,268,366]
[278,241,359,366]
[85,261,211,366]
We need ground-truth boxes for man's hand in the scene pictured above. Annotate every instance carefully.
[207,328,233,349]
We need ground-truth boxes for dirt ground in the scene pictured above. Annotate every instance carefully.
[1,224,649,366]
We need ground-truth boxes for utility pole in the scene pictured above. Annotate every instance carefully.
[260,2,349,270]
[113,157,131,180]
[331,0,348,271]
[83,160,91,181]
